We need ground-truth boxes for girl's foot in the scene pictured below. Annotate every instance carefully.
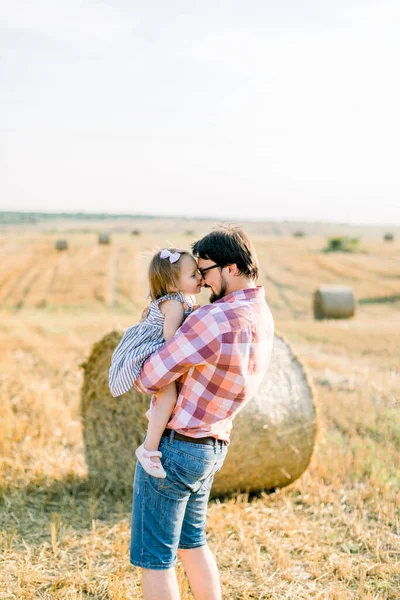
[135,444,166,479]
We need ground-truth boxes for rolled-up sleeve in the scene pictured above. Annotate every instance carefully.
[136,309,221,394]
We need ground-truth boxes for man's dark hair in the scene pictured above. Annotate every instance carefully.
[192,225,259,280]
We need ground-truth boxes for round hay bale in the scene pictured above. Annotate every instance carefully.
[81,331,150,493]
[212,334,316,496]
[98,233,110,245]
[313,285,355,320]
[81,332,317,496]
[55,239,68,251]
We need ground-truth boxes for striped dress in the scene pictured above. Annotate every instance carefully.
[109,292,195,397]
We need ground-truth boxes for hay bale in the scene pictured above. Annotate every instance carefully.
[55,239,68,251]
[212,335,316,496]
[98,233,110,245]
[81,332,150,492]
[81,332,316,496]
[313,285,355,320]
[383,233,394,242]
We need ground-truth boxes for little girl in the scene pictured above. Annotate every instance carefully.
[109,248,202,478]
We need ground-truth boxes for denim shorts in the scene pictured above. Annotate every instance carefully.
[130,431,227,570]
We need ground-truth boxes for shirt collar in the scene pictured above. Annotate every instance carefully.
[214,285,265,304]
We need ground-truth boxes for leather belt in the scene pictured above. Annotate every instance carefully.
[162,429,226,446]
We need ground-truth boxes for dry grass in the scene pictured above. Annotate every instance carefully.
[0,227,399,599]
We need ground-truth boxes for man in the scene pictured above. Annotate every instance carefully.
[115,225,274,600]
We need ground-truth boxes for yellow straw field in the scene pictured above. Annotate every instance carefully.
[0,225,399,599]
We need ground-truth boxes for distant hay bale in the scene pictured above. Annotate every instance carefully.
[55,239,68,251]
[81,332,317,496]
[98,233,110,245]
[383,233,394,242]
[313,285,355,320]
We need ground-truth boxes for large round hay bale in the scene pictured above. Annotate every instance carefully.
[55,239,68,251]
[98,233,110,245]
[313,285,355,320]
[81,332,317,496]
[212,335,316,495]
[81,331,150,493]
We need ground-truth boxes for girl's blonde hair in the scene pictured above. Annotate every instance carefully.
[148,248,193,300]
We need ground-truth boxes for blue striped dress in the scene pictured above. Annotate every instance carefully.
[109,292,195,397]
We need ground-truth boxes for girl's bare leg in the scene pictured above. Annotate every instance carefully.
[144,382,177,464]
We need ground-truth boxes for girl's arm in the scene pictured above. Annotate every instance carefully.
[159,299,185,341]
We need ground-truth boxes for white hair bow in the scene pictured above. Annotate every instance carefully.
[160,249,181,263]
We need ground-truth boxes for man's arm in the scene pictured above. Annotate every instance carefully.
[137,308,221,394]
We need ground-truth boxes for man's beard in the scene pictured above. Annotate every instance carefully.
[209,279,228,303]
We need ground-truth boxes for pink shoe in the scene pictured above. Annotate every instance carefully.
[135,444,166,479]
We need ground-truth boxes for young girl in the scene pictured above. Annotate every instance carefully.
[109,248,202,478]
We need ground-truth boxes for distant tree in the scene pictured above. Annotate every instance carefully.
[324,236,360,253]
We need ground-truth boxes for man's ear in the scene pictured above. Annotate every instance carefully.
[226,264,239,276]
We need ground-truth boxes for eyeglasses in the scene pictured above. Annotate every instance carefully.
[198,264,222,278]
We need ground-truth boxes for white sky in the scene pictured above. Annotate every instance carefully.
[1,1,399,224]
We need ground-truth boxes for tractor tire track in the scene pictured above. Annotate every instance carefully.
[263,271,302,317]
[108,248,122,308]
[0,258,40,306]
[14,268,42,310]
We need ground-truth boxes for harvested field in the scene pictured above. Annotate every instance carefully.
[0,222,399,599]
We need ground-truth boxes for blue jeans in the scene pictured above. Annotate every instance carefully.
[130,431,227,570]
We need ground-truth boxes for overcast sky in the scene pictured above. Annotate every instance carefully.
[1,1,399,224]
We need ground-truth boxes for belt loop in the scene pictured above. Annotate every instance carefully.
[169,429,175,443]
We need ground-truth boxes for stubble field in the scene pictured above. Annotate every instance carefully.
[0,222,399,599]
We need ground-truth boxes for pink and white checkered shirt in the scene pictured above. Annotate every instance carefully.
[135,286,274,443]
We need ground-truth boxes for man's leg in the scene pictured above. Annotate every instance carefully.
[177,445,227,600]
[178,545,221,600]
[130,446,188,597]
[142,567,180,600]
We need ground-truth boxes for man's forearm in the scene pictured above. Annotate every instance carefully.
[137,349,183,393]
[136,309,221,394]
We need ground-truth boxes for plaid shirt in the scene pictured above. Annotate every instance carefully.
[135,286,274,443]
